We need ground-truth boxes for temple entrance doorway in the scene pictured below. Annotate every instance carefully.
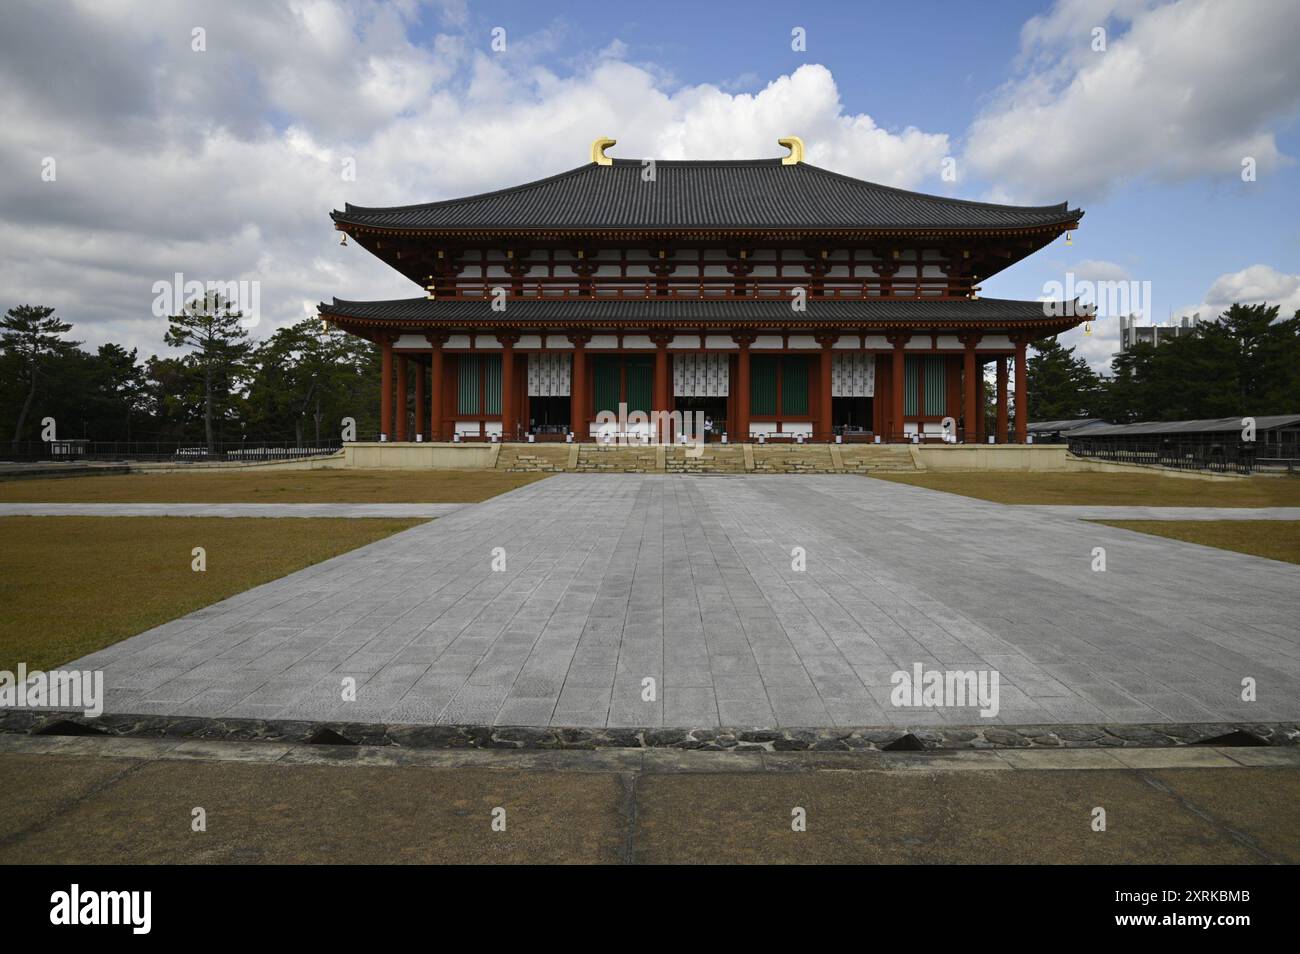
[528,395,571,435]
[674,396,727,442]
[833,396,873,435]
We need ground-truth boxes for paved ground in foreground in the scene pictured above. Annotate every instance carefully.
[1,738,1296,863]
[56,474,1300,728]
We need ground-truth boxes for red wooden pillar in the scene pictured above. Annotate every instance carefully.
[394,353,408,441]
[425,334,446,441]
[499,335,517,441]
[379,336,393,441]
[652,335,670,443]
[733,335,754,441]
[996,355,1008,443]
[960,335,979,443]
[887,334,909,441]
[412,360,425,440]
[1014,336,1029,443]
[817,335,836,441]
[568,334,589,438]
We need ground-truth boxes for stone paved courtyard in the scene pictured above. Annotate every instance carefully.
[65,475,1300,729]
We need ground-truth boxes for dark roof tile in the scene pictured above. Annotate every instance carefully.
[332,159,1081,232]
[319,296,1075,324]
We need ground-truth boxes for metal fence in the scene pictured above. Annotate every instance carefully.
[2,440,343,464]
[1068,438,1262,475]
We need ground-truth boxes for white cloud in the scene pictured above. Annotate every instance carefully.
[0,2,950,358]
[1058,321,1121,372]
[1068,259,1133,283]
[1180,264,1300,322]
[965,0,1300,202]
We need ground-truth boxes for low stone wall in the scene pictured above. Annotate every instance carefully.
[341,442,499,470]
[129,453,348,473]
[914,444,1073,472]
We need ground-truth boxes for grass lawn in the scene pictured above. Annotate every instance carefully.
[872,471,1300,507]
[0,516,424,672]
[1094,519,1300,566]
[0,469,549,504]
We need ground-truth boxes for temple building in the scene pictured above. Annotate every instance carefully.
[321,137,1086,444]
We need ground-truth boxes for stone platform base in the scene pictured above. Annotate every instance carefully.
[325,440,1113,474]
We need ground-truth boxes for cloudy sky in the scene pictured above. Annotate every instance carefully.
[2,0,1297,369]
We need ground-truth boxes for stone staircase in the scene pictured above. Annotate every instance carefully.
[574,444,661,472]
[838,444,923,473]
[751,443,838,474]
[664,445,748,474]
[495,444,571,472]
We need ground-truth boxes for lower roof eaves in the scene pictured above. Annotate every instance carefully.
[318,296,1086,332]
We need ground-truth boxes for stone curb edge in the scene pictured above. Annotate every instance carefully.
[2,710,1297,752]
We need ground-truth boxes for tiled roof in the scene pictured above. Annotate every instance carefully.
[1027,418,1110,433]
[1073,416,1300,437]
[331,159,1082,232]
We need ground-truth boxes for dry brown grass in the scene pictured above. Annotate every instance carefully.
[0,516,424,672]
[0,469,549,504]
[872,471,1300,507]
[1094,519,1300,566]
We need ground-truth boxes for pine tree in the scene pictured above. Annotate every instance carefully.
[163,294,251,451]
[1026,336,1101,422]
[1,304,79,442]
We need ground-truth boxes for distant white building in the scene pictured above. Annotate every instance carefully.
[1117,314,1199,353]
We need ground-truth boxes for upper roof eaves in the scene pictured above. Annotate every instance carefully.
[330,158,1083,232]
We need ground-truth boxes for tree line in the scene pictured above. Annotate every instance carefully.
[3,299,1297,447]
[1,296,381,448]
[1025,302,1299,424]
